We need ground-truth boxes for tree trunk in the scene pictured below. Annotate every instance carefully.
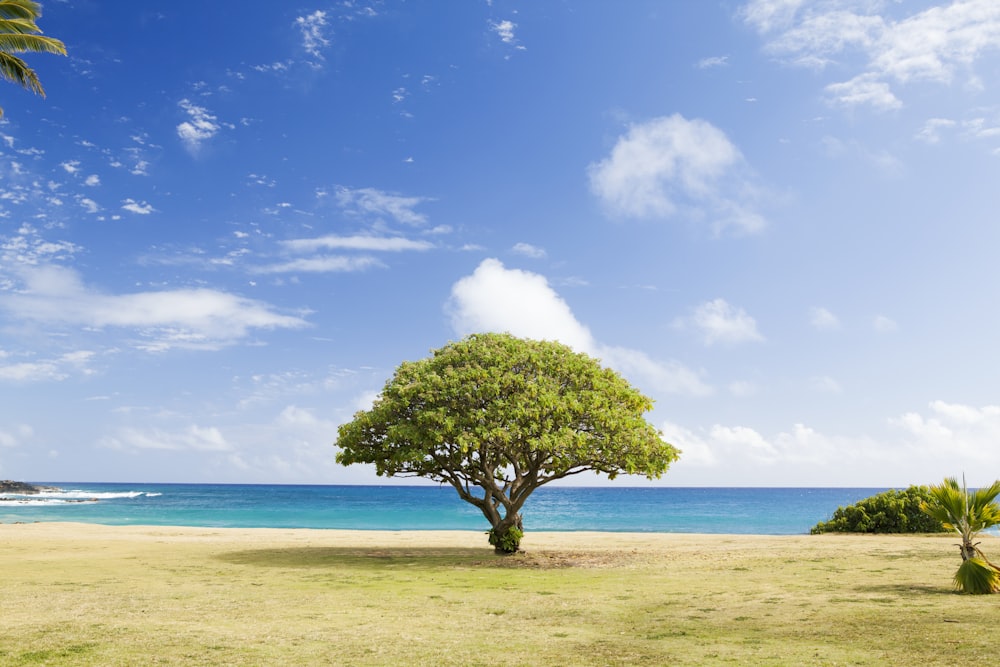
[488,512,523,554]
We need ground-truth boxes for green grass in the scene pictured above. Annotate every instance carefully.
[1,525,998,665]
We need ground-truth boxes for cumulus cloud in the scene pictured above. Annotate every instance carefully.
[446,258,711,396]
[587,114,766,235]
[743,0,1000,111]
[678,298,764,346]
[0,264,308,351]
[176,99,223,155]
[824,73,901,110]
[121,198,154,215]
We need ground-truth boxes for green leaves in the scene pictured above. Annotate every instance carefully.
[810,486,947,534]
[0,0,66,117]
[921,476,1000,594]
[335,333,680,548]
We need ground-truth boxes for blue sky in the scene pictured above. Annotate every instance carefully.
[2,0,1000,486]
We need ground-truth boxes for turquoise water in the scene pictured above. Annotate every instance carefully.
[0,484,885,534]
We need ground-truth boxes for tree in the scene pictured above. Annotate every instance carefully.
[335,333,679,553]
[0,0,66,118]
[921,476,1000,594]
[810,486,946,534]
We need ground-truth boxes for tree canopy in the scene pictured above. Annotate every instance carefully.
[0,0,66,117]
[335,333,679,552]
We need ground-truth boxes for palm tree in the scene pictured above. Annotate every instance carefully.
[0,0,66,117]
[921,476,1000,594]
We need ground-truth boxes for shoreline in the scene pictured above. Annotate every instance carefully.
[0,520,961,551]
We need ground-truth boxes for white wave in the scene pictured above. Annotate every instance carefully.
[0,497,98,506]
[34,490,146,500]
[1,489,160,504]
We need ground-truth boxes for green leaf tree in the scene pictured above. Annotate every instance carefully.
[921,476,1000,594]
[810,486,946,534]
[0,0,66,118]
[335,333,680,553]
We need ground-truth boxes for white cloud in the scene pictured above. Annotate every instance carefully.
[916,117,957,143]
[492,19,517,44]
[679,298,764,346]
[587,114,766,235]
[78,197,100,213]
[281,235,433,253]
[295,10,330,60]
[332,186,430,226]
[254,256,383,274]
[60,160,80,174]
[810,375,843,394]
[889,400,1000,473]
[511,242,546,259]
[176,99,222,155]
[697,55,729,69]
[873,314,898,333]
[744,0,1000,111]
[446,258,711,396]
[0,423,33,447]
[825,73,901,110]
[121,198,154,215]
[0,350,94,382]
[809,306,840,331]
[0,264,308,351]
[101,425,232,452]
[84,174,100,187]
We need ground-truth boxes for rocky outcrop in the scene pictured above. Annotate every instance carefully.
[0,481,61,494]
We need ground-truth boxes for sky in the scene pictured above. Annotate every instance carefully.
[2,0,1000,487]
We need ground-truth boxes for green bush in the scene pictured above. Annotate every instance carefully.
[811,486,948,534]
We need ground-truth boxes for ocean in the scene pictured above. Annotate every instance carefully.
[0,484,885,535]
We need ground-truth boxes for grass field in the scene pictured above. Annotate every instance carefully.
[1,523,997,665]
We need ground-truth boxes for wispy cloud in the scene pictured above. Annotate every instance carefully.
[492,19,517,44]
[330,186,432,226]
[697,55,729,69]
[296,10,330,60]
[253,256,383,274]
[0,264,308,352]
[742,0,1000,111]
[588,114,767,235]
[511,242,546,259]
[809,306,840,331]
[281,235,434,253]
[0,350,95,382]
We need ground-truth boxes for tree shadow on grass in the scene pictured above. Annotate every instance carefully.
[215,546,629,570]
[856,583,953,596]
[216,546,496,570]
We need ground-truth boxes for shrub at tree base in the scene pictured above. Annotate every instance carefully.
[811,486,947,534]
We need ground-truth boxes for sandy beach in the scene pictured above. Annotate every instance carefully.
[2,522,997,665]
